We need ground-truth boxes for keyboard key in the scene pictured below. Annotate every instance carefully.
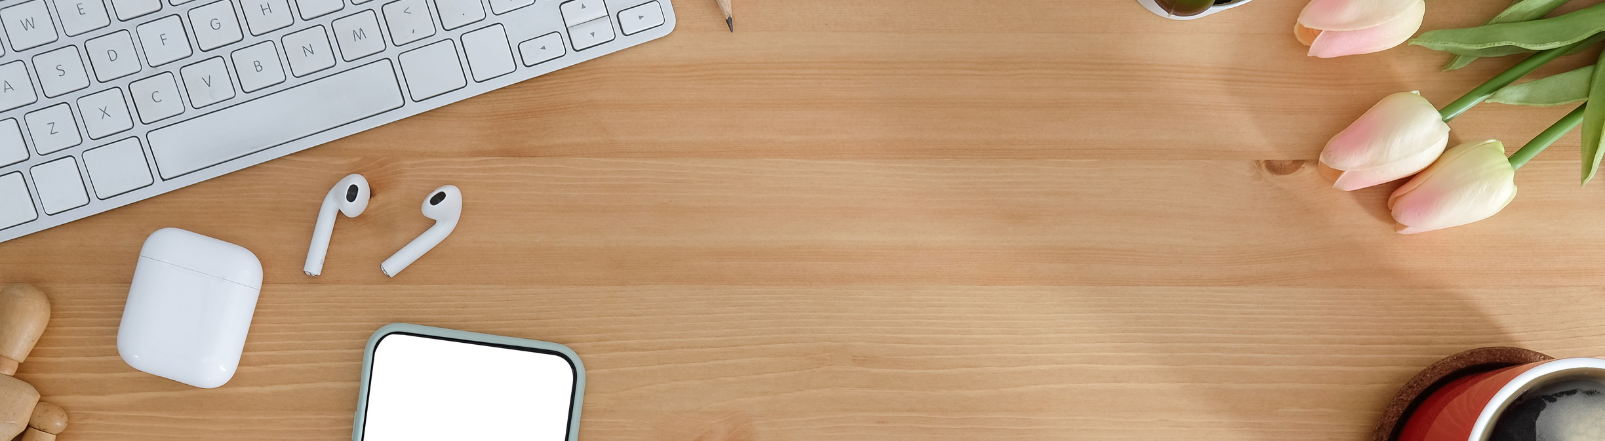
[382,0,433,46]
[55,0,112,36]
[31,156,88,214]
[110,0,161,21]
[82,137,152,198]
[240,0,291,35]
[462,24,511,82]
[2,1,59,51]
[282,26,334,77]
[77,88,133,138]
[333,11,383,61]
[558,0,604,28]
[399,39,463,101]
[32,46,90,97]
[86,30,142,81]
[435,0,482,30]
[618,1,662,35]
[137,15,191,66]
[0,172,37,229]
[180,57,233,108]
[188,0,243,51]
[231,41,283,91]
[517,32,562,66]
[568,15,612,50]
[130,72,183,123]
[487,0,531,15]
[0,119,26,167]
[296,0,341,19]
[147,61,403,179]
[24,104,81,154]
[0,61,38,112]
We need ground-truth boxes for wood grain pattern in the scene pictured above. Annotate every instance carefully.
[5,0,1605,439]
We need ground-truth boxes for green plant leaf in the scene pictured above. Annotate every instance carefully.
[1444,0,1575,70]
[1582,50,1605,184]
[1411,2,1605,56]
[1489,65,1592,106]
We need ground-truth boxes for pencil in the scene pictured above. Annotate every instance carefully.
[716,0,732,31]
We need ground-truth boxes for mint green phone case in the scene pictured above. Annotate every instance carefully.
[351,323,586,441]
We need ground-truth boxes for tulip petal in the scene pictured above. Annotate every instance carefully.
[1320,91,1450,190]
[1330,130,1447,191]
[1389,140,1518,234]
[1308,0,1426,58]
[1299,0,1420,31]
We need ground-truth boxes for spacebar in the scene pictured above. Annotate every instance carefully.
[148,61,404,180]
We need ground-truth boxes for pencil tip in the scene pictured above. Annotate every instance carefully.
[726,17,733,32]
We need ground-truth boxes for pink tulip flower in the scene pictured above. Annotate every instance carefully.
[1388,140,1518,234]
[1295,0,1426,58]
[1318,91,1450,191]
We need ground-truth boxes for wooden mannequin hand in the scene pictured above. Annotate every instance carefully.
[18,402,66,441]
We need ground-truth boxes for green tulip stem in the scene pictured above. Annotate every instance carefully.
[1440,40,1591,122]
[1510,103,1587,170]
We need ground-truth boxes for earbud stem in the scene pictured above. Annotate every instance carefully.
[380,220,457,277]
[303,196,340,276]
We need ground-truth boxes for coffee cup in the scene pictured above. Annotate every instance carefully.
[1398,357,1605,441]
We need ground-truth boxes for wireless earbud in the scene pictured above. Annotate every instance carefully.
[303,174,371,276]
[381,185,461,277]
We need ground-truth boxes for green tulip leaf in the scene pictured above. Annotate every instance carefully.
[1489,65,1592,106]
[1582,50,1605,184]
[1445,0,1576,70]
[1411,2,1605,56]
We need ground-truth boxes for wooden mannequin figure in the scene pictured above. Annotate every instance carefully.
[0,284,68,441]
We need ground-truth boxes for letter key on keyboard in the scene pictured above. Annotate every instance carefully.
[231,41,284,92]
[180,57,234,107]
[3,0,58,52]
[241,0,292,35]
[86,30,142,81]
[147,61,404,179]
[138,16,193,66]
[332,11,384,61]
[0,62,37,112]
[24,103,82,154]
[282,26,335,76]
[188,1,243,51]
[32,46,90,97]
[55,0,111,36]
[78,88,133,138]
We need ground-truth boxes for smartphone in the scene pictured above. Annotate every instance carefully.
[352,324,586,441]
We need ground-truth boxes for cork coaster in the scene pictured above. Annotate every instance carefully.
[1371,347,1554,441]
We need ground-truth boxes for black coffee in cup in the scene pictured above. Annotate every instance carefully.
[1488,377,1605,441]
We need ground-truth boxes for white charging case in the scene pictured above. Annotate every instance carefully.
[117,228,263,388]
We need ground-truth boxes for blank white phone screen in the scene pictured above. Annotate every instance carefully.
[362,333,577,440]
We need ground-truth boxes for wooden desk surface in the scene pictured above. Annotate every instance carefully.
[6,0,1605,439]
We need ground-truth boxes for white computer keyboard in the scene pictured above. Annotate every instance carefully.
[0,0,674,242]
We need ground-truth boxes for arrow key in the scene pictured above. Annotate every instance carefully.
[618,1,663,36]
[559,0,606,28]
[518,32,564,66]
[567,17,612,51]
